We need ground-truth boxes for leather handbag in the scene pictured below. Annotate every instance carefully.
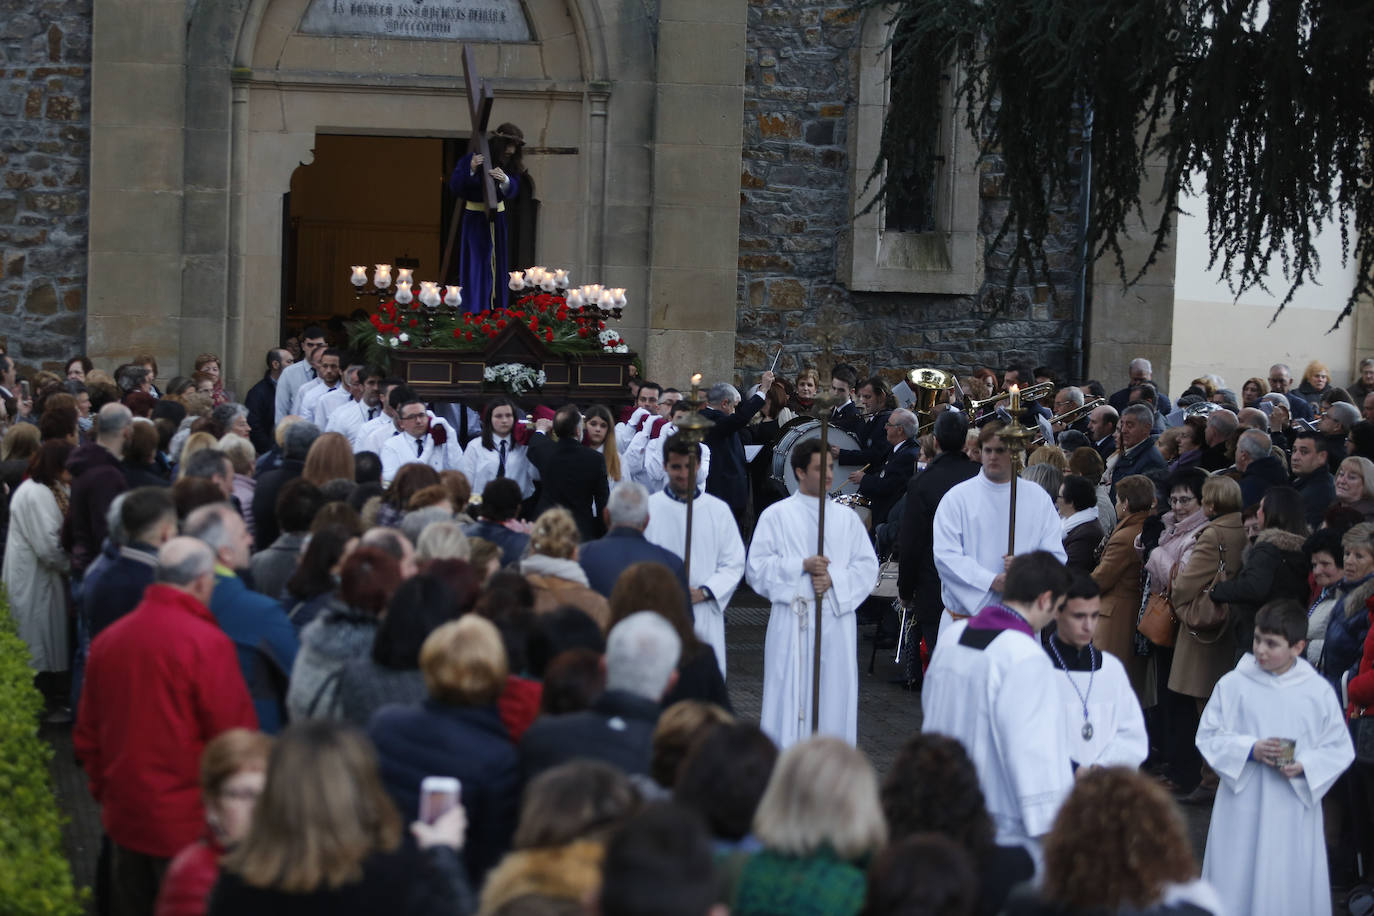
[1138,560,1181,648]
[1177,540,1230,636]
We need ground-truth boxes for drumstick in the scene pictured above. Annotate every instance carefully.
[769,346,782,373]
[829,464,869,496]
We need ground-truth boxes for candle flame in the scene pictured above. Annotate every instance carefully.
[691,373,702,385]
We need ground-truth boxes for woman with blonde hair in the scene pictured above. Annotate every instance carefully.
[209,720,471,914]
[732,736,886,916]
[520,507,609,629]
[415,520,471,563]
[303,431,355,487]
[1334,455,1374,520]
[369,615,519,885]
[1003,767,1219,915]
[1027,444,1068,471]
[582,404,624,489]
[1297,359,1331,404]
[156,729,274,916]
[789,368,821,416]
[175,431,219,478]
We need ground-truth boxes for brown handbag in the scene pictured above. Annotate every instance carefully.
[1138,559,1181,648]
[1176,540,1230,637]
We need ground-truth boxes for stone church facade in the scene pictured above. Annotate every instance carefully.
[1,0,1174,395]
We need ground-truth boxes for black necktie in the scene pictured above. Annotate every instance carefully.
[415,438,424,457]
[308,367,316,380]
[367,406,377,420]
[497,441,507,478]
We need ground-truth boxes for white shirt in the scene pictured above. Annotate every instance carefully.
[356,414,401,455]
[615,407,656,453]
[297,381,339,426]
[379,422,463,483]
[274,360,315,422]
[642,435,711,493]
[459,435,536,499]
[311,386,353,426]
[1042,635,1147,769]
[327,399,384,447]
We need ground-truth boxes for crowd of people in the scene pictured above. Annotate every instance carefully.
[3,336,1374,916]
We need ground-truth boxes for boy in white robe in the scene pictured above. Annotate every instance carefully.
[933,422,1066,640]
[1198,599,1354,916]
[644,434,744,679]
[746,438,878,750]
[1042,572,1148,771]
[922,550,1075,857]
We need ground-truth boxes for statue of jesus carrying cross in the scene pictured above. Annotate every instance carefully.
[440,45,525,315]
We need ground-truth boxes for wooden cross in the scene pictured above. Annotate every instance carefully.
[439,44,498,282]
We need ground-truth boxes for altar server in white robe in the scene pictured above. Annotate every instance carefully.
[458,397,536,499]
[379,393,463,484]
[922,551,1075,858]
[615,381,664,452]
[746,438,878,751]
[639,401,711,492]
[933,421,1066,640]
[1198,600,1354,916]
[1042,572,1147,771]
[645,434,743,679]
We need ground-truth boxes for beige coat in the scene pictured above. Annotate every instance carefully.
[1168,512,1248,699]
[1091,509,1149,695]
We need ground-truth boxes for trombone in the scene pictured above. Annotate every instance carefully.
[1031,397,1106,446]
[963,381,1054,421]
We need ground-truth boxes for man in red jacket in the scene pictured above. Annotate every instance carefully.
[75,537,257,916]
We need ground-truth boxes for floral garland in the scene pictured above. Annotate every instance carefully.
[484,362,547,395]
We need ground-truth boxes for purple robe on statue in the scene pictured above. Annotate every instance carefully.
[450,151,520,314]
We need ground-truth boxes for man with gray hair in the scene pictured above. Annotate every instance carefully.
[518,610,681,779]
[855,406,921,528]
[1318,401,1360,472]
[1235,428,1287,509]
[1201,407,1240,472]
[251,419,320,549]
[1108,357,1171,415]
[1108,403,1166,499]
[1269,362,1314,421]
[64,402,134,581]
[186,503,298,732]
[74,536,257,914]
[702,368,775,524]
[578,481,691,603]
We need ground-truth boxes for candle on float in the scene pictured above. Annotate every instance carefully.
[374,264,392,288]
[566,290,584,308]
[394,284,413,305]
[690,372,703,405]
[396,268,414,287]
[611,288,627,308]
[350,266,369,288]
[508,271,525,291]
[553,269,569,287]
[1009,384,1020,414]
[443,285,463,308]
[418,281,441,308]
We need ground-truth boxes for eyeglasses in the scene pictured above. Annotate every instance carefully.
[400,412,426,422]
[1169,495,1197,506]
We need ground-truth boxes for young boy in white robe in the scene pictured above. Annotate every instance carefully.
[1041,572,1148,771]
[746,438,878,751]
[1198,599,1355,916]
[921,550,1075,859]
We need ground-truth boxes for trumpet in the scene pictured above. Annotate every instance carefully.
[964,381,1053,420]
[1031,397,1106,446]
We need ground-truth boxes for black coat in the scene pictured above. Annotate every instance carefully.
[526,434,609,542]
[858,438,919,525]
[1238,454,1289,509]
[462,519,530,567]
[252,458,304,550]
[1209,528,1311,657]
[702,393,766,515]
[519,689,661,780]
[662,645,732,712]
[1293,468,1337,530]
[1198,441,1231,473]
[1062,519,1105,573]
[83,541,158,638]
[827,400,865,436]
[369,700,520,885]
[897,451,980,613]
[578,527,691,605]
[837,408,893,468]
[243,373,277,454]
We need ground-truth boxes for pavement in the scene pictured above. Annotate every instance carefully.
[44,585,1357,913]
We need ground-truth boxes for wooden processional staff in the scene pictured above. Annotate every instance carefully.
[809,389,841,733]
[998,385,1036,555]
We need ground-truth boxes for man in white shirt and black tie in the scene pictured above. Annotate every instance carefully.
[325,365,385,445]
[379,393,463,483]
[294,348,343,423]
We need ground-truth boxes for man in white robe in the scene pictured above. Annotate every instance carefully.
[379,395,463,483]
[746,439,878,751]
[615,381,664,453]
[921,551,1075,857]
[644,434,743,679]
[1198,601,1354,916]
[635,400,711,490]
[1042,573,1147,770]
[933,422,1066,640]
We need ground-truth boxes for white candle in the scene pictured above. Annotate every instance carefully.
[350,266,368,288]
[553,269,569,287]
[418,281,441,308]
[374,264,392,289]
[508,271,525,291]
[396,268,414,288]
[566,290,584,308]
[540,276,557,293]
[444,285,463,308]
[394,284,413,305]
[611,288,627,308]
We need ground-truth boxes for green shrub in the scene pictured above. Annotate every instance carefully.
[0,594,84,915]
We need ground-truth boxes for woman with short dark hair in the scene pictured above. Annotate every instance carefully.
[1056,474,1103,573]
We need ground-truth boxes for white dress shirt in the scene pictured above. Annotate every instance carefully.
[459,435,536,499]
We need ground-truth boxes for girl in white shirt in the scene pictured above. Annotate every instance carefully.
[459,397,536,499]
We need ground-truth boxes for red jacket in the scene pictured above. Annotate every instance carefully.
[154,837,223,916]
[498,674,543,743]
[74,584,257,857]
[1348,610,1374,715]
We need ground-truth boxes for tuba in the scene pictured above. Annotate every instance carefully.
[908,368,956,414]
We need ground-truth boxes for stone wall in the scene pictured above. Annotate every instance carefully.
[737,0,1081,389]
[0,0,91,372]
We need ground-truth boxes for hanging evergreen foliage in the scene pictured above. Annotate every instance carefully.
[855,0,1374,326]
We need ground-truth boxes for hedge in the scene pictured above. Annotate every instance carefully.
[0,592,84,915]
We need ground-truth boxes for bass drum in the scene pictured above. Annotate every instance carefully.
[770,420,864,496]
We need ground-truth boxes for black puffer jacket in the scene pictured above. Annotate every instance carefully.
[1208,527,1310,658]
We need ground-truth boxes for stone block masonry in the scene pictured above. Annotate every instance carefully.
[0,0,91,372]
[737,0,1081,388]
